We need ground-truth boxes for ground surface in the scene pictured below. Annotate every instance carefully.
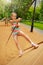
[0,22,43,65]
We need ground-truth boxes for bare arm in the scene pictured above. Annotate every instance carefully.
[10,20,14,25]
[16,18,22,23]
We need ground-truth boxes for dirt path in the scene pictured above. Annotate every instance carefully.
[0,22,43,65]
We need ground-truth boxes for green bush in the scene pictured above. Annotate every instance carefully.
[35,7,40,20]
[39,0,43,21]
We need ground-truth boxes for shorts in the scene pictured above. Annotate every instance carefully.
[12,27,20,35]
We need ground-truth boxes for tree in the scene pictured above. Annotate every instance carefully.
[11,0,35,18]
[0,0,35,19]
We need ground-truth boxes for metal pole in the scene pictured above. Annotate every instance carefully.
[30,0,37,32]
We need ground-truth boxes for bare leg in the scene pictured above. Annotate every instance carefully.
[18,31,39,48]
[13,35,23,56]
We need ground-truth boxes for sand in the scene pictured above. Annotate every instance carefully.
[0,22,43,65]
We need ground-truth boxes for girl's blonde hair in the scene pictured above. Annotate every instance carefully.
[11,12,17,17]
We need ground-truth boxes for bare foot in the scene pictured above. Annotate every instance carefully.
[19,50,23,57]
[32,43,39,49]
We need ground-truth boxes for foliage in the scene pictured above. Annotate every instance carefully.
[0,0,43,21]
[39,0,43,21]
[0,0,32,19]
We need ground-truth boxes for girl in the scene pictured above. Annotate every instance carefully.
[10,12,39,56]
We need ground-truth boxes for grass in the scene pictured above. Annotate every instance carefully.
[21,20,43,30]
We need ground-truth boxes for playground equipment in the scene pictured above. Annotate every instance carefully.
[31,0,37,32]
[5,0,37,44]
